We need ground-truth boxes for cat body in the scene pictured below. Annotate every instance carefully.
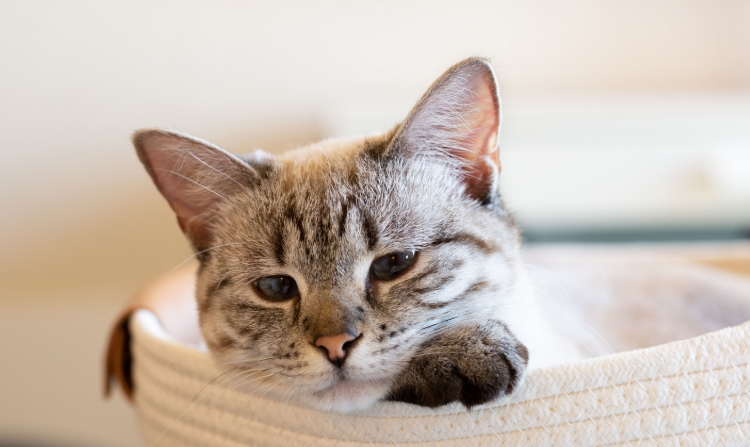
[134,58,578,413]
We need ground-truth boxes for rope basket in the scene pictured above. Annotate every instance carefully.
[118,245,750,446]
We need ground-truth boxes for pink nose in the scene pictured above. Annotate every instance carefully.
[315,333,358,362]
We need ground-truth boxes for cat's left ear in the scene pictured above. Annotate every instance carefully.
[385,58,501,205]
[133,129,263,253]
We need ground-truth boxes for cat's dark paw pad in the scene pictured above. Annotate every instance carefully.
[386,322,528,408]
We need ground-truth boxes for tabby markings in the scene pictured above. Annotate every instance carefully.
[433,232,499,254]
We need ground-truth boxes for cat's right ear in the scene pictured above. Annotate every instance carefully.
[378,58,502,206]
[133,129,260,252]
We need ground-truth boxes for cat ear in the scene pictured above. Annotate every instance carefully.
[133,129,259,252]
[387,58,502,205]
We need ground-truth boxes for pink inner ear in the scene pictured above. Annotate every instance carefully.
[452,70,501,200]
[455,71,500,167]
[394,60,503,202]
[154,167,207,222]
[134,129,255,252]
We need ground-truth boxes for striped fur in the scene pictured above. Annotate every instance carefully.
[134,58,578,413]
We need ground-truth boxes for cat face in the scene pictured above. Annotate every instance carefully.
[134,58,529,412]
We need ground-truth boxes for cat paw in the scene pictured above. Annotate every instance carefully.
[386,321,528,408]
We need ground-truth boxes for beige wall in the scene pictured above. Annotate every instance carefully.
[1,0,750,298]
[1,2,749,446]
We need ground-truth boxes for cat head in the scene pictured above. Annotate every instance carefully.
[134,58,527,411]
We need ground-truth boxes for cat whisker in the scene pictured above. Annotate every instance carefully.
[158,242,246,279]
[212,271,231,295]
[199,369,283,434]
[215,356,279,367]
[521,262,587,301]
[199,368,272,417]
[505,282,614,355]
[186,151,253,195]
[431,279,612,355]
[147,366,242,447]
[157,168,235,207]
[226,369,287,437]
[278,381,306,420]
[217,367,283,411]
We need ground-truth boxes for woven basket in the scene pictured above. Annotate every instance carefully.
[125,245,750,446]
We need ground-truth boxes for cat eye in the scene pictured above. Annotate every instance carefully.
[371,251,417,281]
[254,275,299,302]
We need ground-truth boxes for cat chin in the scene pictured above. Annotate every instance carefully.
[300,377,393,413]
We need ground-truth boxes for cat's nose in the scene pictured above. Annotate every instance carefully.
[315,332,360,364]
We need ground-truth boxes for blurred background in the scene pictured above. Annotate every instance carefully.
[1,1,749,446]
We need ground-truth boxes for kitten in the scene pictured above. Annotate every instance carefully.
[134,58,576,413]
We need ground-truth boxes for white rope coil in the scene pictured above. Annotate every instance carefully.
[132,310,750,446]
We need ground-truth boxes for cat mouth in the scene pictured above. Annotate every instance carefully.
[317,373,390,394]
[308,375,393,412]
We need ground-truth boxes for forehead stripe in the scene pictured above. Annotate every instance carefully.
[433,232,499,255]
[361,209,379,250]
